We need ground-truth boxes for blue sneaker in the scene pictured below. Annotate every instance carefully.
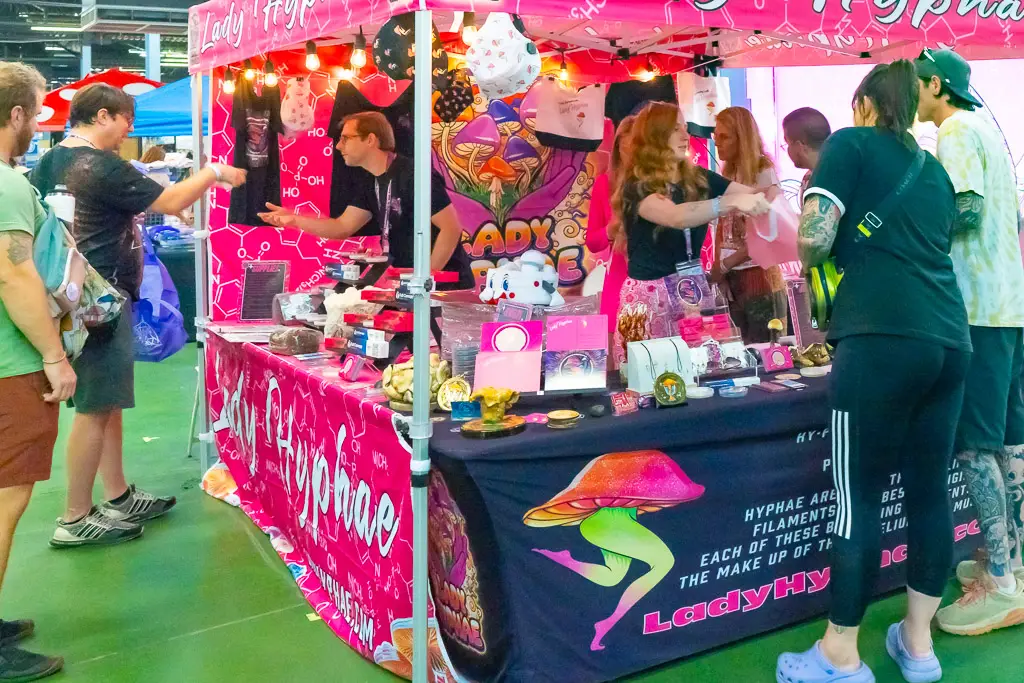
[885,622,942,683]
[777,642,876,683]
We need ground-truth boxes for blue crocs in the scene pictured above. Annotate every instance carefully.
[777,642,876,683]
[885,622,942,683]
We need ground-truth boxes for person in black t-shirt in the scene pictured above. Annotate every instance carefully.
[607,101,770,364]
[777,62,970,683]
[260,111,473,290]
[30,83,247,549]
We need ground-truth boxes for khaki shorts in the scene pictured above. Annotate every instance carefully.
[0,371,60,488]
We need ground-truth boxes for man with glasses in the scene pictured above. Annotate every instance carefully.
[915,48,1024,635]
[30,83,247,548]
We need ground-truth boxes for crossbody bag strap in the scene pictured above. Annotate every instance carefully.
[856,147,926,241]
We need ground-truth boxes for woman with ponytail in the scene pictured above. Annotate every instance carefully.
[777,60,970,683]
[610,101,770,365]
[586,116,636,350]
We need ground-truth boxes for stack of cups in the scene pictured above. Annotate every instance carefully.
[452,344,480,389]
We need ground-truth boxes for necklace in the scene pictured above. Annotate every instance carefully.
[64,133,97,149]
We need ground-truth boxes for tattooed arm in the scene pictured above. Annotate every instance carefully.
[0,231,65,364]
[798,195,842,270]
[953,191,984,234]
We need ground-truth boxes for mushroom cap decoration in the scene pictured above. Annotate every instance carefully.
[523,450,705,527]
[489,99,521,135]
[503,136,539,164]
[453,114,500,156]
[480,156,517,183]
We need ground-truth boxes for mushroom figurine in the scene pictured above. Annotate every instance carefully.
[470,387,519,424]
[504,136,540,195]
[479,156,517,211]
[524,450,705,651]
[452,114,500,184]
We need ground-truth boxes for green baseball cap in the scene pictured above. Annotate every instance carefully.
[915,48,982,108]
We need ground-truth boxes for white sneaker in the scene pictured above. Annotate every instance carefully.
[50,507,143,548]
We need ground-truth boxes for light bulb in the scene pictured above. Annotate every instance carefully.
[461,12,477,45]
[334,67,354,81]
[559,60,568,81]
[244,64,256,81]
[305,40,320,71]
[264,59,278,87]
[638,58,656,82]
[351,48,367,68]
[223,75,235,94]
[265,72,278,87]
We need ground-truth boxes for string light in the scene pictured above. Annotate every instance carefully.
[351,27,367,68]
[334,66,354,81]
[559,53,569,81]
[222,67,235,94]
[461,12,478,45]
[264,58,278,87]
[638,56,656,82]
[305,40,320,71]
[244,58,256,81]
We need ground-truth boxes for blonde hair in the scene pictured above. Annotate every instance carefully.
[715,107,775,185]
[0,61,46,128]
[611,101,708,253]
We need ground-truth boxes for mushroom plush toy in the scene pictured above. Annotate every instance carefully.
[524,450,705,651]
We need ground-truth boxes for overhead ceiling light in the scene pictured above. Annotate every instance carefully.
[31,26,84,33]
[461,12,478,45]
[351,27,367,69]
[305,40,320,70]
[44,46,65,51]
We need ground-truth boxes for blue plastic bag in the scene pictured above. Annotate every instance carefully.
[132,228,187,362]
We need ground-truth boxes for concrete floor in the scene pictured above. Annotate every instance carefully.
[5,347,1021,682]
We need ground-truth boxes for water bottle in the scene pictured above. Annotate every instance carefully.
[45,184,75,225]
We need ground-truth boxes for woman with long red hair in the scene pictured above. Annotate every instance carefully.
[610,101,770,364]
[710,106,789,343]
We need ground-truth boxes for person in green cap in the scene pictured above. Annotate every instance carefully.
[916,47,1024,636]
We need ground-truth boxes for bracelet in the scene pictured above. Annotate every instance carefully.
[208,165,223,182]
[43,352,67,365]
[711,197,721,217]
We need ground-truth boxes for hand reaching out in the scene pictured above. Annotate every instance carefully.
[258,203,298,228]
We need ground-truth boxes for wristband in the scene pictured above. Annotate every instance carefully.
[43,352,67,365]
[711,197,721,216]
[208,165,223,182]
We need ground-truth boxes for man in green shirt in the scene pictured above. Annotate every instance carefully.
[0,61,76,682]
[917,49,1024,636]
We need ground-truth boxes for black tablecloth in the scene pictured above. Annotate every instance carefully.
[428,375,980,683]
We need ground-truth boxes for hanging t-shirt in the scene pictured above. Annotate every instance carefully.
[623,168,732,281]
[805,127,971,351]
[31,146,164,299]
[605,76,677,128]
[228,80,283,227]
[328,81,415,222]
[349,155,473,290]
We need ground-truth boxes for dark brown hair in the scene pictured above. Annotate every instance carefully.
[0,61,46,128]
[782,107,832,150]
[853,60,919,142]
[69,83,135,129]
[342,111,396,152]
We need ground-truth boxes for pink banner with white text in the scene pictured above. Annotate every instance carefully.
[206,335,462,681]
[189,0,1024,75]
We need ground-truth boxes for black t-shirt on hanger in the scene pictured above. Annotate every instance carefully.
[228,80,283,227]
[328,81,415,223]
[605,75,677,128]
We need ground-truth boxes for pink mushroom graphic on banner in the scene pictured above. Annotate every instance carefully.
[524,450,705,651]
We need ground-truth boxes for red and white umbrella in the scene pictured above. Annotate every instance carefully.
[37,68,162,132]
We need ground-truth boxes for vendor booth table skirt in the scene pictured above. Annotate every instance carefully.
[429,378,982,683]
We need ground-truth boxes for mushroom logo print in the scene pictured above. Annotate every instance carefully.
[524,450,705,651]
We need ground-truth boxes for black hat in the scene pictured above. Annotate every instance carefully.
[915,48,982,108]
[373,13,450,89]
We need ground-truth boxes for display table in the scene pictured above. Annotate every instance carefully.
[204,333,462,680]
[428,377,982,683]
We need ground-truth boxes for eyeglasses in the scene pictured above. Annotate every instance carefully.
[339,133,367,143]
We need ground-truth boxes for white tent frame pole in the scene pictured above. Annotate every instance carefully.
[410,9,434,683]
[191,70,214,472]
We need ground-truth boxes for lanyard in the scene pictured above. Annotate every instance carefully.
[374,176,394,254]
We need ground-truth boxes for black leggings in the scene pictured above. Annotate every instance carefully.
[828,334,970,627]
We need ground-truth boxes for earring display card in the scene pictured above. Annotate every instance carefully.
[545,315,608,351]
[480,320,543,353]
[544,349,607,391]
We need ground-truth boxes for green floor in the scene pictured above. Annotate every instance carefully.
[6,346,1022,682]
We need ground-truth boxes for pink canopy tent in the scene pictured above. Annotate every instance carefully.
[37,68,162,133]
[184,1,1024,681]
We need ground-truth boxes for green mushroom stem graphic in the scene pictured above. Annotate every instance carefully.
[523,450,705,652]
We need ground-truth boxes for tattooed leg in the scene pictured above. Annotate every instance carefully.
[1000,445,1024,570]
[958,450,1014,581]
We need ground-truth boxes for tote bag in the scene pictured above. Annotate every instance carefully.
[132,229,187,362]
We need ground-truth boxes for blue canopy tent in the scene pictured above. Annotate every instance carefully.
[131,76,208,138]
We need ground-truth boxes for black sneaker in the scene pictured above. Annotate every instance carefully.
[100,484,176,524]
[0,622,32,649]
[50,507,144,549]
[0,647,63,681]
